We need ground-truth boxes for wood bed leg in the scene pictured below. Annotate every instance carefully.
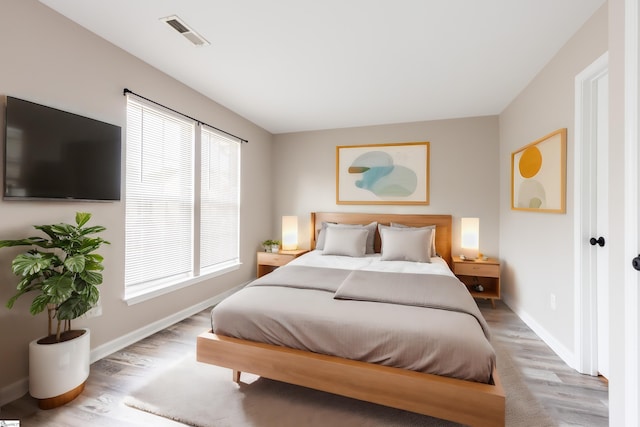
[232,370,241,383]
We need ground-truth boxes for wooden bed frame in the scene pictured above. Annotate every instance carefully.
[197,212,505,427]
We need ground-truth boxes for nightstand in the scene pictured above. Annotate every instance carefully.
[257,249,309,278]
[452,256,501,308]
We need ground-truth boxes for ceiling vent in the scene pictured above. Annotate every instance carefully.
[161,15,210,47]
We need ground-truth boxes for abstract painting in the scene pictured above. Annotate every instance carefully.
[511,129,567,213]
[336,142,429,205]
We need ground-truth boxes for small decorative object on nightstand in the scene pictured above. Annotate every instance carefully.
[261,239,281,253]
[257,249,309,278]
[452,256,501,308]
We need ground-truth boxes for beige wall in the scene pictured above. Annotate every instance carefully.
[0,0,273,396]
[272,116,500,257]
[498,5,608,359]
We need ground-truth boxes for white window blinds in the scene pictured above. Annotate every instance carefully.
[124,96,241,296]
[200,127,240,271]
[125,98,194,288]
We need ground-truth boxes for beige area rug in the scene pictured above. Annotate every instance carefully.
[124,341,555,427]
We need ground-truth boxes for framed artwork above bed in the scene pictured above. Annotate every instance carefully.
[336,142,430,205]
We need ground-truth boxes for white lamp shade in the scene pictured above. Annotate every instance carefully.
[461,217,479,256]
[282,216,298,250]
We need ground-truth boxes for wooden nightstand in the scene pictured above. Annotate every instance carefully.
[257,249,309,278]
[452,256,501,308]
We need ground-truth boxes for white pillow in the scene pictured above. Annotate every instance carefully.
[390,222,437,256]
[322,227,368,257]
[380,227,432,263]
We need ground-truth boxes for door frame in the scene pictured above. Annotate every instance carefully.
[623,0,639,422]
[573,52,608,376]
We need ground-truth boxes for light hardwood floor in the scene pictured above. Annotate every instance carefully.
[1,300,608,426]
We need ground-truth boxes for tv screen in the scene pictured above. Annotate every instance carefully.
[3,96,122,201]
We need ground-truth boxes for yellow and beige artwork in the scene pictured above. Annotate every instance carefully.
[511,129,566,213]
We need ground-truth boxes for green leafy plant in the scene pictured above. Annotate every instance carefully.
[262,239,281,252]
[0,212,109,342]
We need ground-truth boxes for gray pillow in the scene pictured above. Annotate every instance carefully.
[315,221,335,250]
[322,227,368,257]
[390,222,437,256]
[380,227,432,263]
[317,221,377,254]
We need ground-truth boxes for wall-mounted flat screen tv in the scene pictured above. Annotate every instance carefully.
[3,96,122,201]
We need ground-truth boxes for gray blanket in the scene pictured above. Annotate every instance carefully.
[214,265,496,383]
[249,265,349,293]
[334,269,491,339]
[249,266,490,338]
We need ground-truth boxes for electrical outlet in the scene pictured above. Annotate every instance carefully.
[550,293,557,311]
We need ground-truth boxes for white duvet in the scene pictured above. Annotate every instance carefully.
[288,249,456,276]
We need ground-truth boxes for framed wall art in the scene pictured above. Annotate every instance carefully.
[511,128,567,213]
[336,141,429,205]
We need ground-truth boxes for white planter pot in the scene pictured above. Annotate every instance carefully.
[29,328,90,408]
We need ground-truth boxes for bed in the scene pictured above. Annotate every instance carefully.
[197,213,505,426]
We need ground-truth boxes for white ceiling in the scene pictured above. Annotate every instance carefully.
[40,0,605,134]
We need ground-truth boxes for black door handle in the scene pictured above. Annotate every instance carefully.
[633,255,640,271]
[590,236,605,247]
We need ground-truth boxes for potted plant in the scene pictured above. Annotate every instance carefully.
[262,239,274,252]
[0,212,109,409]
[261,239,281,253]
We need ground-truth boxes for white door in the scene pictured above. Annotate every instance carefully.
[631,120,640,425]
[573,53,608,378]
[595,74,609,379]
[622,0,640,422]
[630,119,640,424]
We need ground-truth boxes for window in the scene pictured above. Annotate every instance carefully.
[200,128,240,272]
[124,97,240,301]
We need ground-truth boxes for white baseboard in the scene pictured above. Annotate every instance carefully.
[0,378,28,410]
[90,282,246,363]
[0,282,246,407]
[502,294,576,369]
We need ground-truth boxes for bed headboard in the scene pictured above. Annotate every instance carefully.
[310,212,453,267]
